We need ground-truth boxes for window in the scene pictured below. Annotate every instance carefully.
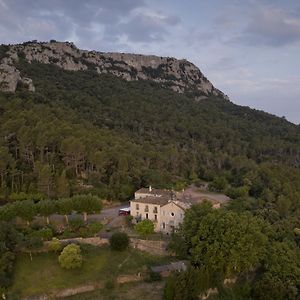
[145,205,149,212]
[162,222,165,229]
[136,204,139,210]
[154,214,157,221]
[146,213,149,219]
[153,206,158,213]
[171,212,175,217]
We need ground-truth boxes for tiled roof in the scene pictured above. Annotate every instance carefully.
[161,200,187,211]
[131,196,170,206]
[135,188,172,197]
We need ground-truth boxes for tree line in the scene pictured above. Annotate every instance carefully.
[0,194,102,225]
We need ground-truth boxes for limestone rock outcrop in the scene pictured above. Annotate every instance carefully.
[0,41,228,99]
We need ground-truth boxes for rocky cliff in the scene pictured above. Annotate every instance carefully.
[0,41,227,99]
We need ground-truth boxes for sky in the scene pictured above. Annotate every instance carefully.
[0,0,299,124]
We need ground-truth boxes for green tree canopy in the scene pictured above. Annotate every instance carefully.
[190,209,268,277]
[134,219,155,237]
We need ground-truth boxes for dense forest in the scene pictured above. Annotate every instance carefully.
[1,60,300,204]
[0,57,300,298]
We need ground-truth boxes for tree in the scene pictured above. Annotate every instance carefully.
[14,200,36,225]
[36,163,53,198]
[23,236,43,261]
[72,194,102,222]
[58,198,73,224]
[191,210,268,278]
[254,273,294,300]
[164,268,201,300]
[276,195,291,217]
[0,146,13,190]
[61,137,85,177]
[58,243,82,269]
[179,201,213,255]
[253,241,300,300]
[209,176,228,192]
[134,219,154,237]
[37,199,57,225]
[0,204,16,222]
[109,232,129,251]
[56,169,70,198]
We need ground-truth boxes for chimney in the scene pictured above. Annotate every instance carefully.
[149,186,152,192]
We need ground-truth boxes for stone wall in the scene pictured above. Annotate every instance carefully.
[44,236,168,256]
[130,238,168,256]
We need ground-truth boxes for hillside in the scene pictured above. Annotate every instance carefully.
[0,41,299,215]
[0,40,300,299]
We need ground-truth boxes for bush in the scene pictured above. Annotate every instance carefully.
[125,215,133,228]
[60,229,76,239]
[58,243,82,269]
[145,269,162,282]
[87,222,103,235]
[109,232,129,251]
[134,219,154,237]
[37,227,53,240]
[48,238,62,252]
[69,217,84,231]
[105,279,115,290]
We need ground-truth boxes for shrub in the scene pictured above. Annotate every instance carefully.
[78,227,89,237]
[69,217,84,231]
[134,219,154,237]
[48,238,62,252]
[125,215,133,228]
[58,243,82,269]
[38,227,53,240]
[59,228,75,239]
[109,232,129,251]
[87,222,103,235]
[105,279,115,290]
[145,269,162,282]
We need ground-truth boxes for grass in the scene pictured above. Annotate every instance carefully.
[65,281,166,300]
[8,245,172,299]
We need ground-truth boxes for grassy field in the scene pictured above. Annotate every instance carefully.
[65,281,165,300]
[8,245,171,299]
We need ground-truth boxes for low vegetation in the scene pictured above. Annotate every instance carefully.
[7,245,171,299]
[134,220,155,237]
[58,243,83,269]
[167,202,300,299]
[109,232,129,251]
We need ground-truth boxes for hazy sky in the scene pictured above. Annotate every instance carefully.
[1,0,299,124]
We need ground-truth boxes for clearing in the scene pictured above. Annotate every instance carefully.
[8,244,171,299]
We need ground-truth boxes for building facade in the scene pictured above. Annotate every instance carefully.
[130,186,220,234]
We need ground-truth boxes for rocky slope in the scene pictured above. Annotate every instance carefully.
[0,41,227,99]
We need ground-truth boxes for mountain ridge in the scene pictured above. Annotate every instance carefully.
[0,40,227,99]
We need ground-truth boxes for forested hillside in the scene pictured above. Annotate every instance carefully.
[0,59,300,215]
[0,48,300,299]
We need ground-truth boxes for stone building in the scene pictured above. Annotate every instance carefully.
[130,186,222,234]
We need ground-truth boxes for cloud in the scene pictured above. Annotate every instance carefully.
[238,6,300,46]
[113,9,181,43]
[0,0,180,47]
